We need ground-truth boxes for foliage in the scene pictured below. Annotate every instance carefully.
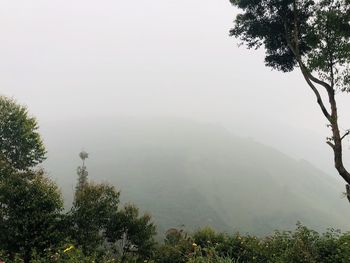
[187,245,233,263]
[153,225,350,263]
[0,96,46,170]
[193,227,226,248]
[230,0,350,89]
[0,96,157,262]
[192,228,267,262]
[106,203,157,260]
[70,182,120,254]
[2,96,350,262]
[70,152,157,261]
[0,169,64,262]
[29,245,115,263]
[154,228,193,263]
[75,151,89,193]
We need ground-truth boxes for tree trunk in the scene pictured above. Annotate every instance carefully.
[327,90,350,201]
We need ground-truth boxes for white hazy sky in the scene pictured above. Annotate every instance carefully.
[1,0,350,176]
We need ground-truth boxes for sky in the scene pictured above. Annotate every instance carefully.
[1,0,350,177]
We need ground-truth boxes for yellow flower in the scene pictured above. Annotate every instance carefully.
[63,245,74,253]
[192,243,198,247]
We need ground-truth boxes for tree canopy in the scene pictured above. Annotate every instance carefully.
[71,182,120,253]
[0,169,64,263]
[230,0,350,85]
[0,96,46,170]
[106,203,156,259]
[70,158,156,260]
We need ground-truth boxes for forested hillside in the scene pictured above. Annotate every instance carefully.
[42,118,350,235]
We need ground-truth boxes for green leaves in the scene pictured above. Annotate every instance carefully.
[0,96,157,261]
[0,169,64,261]
[0,96,64,262]
[230,0,312,72]
[230,0,350,90]
[70,181,156,260]
[156,225,350,263]
[306,0,350,90]
[0,96,46,170]
[70,183,120,253]
[106,203,156,258]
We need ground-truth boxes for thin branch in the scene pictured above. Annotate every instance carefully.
[346,185,350,203]
[341,130,350,141]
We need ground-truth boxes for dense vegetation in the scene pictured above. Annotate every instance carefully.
[1,95,350,262]
[0,96,156,262]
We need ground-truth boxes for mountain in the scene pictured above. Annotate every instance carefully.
[41,118,350,235]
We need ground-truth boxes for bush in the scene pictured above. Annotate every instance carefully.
[156,224,350,263]
[30,245,115,263]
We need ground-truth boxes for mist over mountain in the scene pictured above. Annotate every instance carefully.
[41,118,350,236]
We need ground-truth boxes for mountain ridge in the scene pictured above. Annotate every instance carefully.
[41,118,350,235]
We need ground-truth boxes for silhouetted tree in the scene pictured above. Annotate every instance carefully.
[229,0,350,199]
[76,151,89,193]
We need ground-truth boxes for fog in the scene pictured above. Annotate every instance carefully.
[1,0,350,176]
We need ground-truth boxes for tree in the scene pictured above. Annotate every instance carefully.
[105,203,156,260]
[229,0,350,199]
[71,152,120,253]
[0,169,64,263]
[70,182,120,253]
[0,96,46,170]
[71,154,156,260]
[0,96,64,262]
[76,151,89,193]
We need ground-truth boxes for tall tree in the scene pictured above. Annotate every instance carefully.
[0,96,65,262]
[229,0,350,199]
[71,154,156,259]
[0,96,46,170]
[76,151,89,193]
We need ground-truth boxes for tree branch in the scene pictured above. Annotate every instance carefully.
[283,13,331,122]
[300,64,333,93]
[326,141,335,149]
[299,64,332,121]
[341,130,350,141]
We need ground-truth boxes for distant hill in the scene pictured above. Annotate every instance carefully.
[41,118,350,235]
